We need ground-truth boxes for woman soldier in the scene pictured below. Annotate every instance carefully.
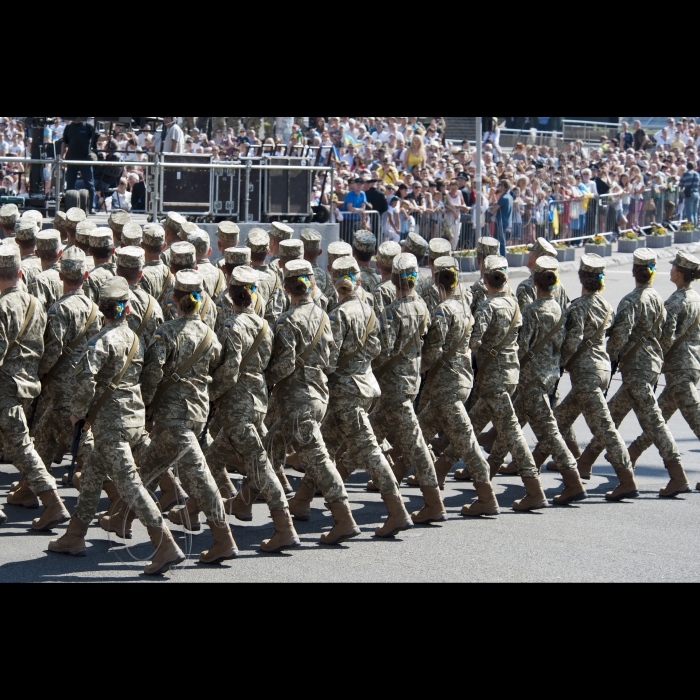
[204,266,301,554]
[554,254,638,502]
[267,259,361,546]
[418,256,498,517]
[135,270,239,565]
[629,252,700,494]
[494,257,587,505]
[461,255,547,511]
[582,250,692,498]
[49,277,185,576]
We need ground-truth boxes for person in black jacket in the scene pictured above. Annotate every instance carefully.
[128,172,147,212]
[363,177,388,216]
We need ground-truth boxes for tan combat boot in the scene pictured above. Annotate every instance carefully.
[505,446,547,476]
[6,480,39,509]
[454,464,473,482]
[285,450,302,471]
[261,510,301,553]
[102,479,121,509]
[319,501,361,545]
[288,481,316,522]
[411,486,448,525]
[145,526,186,576]
[489,455,505,481]
[277,469,294,496]
[48,514,88,557]
[200,521,239,565]
[547,440,580,472]
[576,446,599,481]
[478,427,498,454]
[391,458,410,486]
[513,478,549,512]
[336,460,351,483]
[462,482,500,517]
[553,469,588,506]
[53,440,67,465]
[628,442,643,469]
[432,455,454,490]
[431,433,450,456]
[660,461,692,498]
[375,494,413,538]
[168,497,201,532]
[225,482,256,522]
[605,469,640,502]
[216,473,237,501]
[31,490,70,531]
[158,471,188,513]
[100,505,138,540]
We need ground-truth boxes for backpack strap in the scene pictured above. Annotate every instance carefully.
[564,307,612,371]
[520,309,565,369]
[619,303,665,371]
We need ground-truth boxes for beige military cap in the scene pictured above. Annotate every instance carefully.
[187,229,211,255]
[65,208,87,230]
[433,256,459,272]
[353,230,377,254]
[22,210,43,228]
[230,266,259,287]
[121,223,143,247]
[53,211,67,230]
[534,256,559,274]
[15,220,38,242]
[429,238,452,260]
[580,254,606,274]
[143,224,166,247]
[284,259,314,280]
[327,241,353,265]
[61,247,87,280]
[76,220,97,245]
[401,232,429,259]
[279,239,304,259]
[117,246,145,269]
[270,222,294,241]
[36,230,61,251]
[477,237,500,257]
[483,255,509,272]
[532,238,557,258]
[0,204,19,227]
[174,269,204,293]
[332,256,361,277]
[376,241,401,268]
[108,210,131,234]
[393,253,419,275]
[634,248,657,266]
[164,212,186,235]
[672,251,700,271]
[300,228,322,250]
[170,241,197,267]
[225,247,251,265]
[246,228,270,254]
[101,276,130,301]
[218,221,240,244]
[178,221,198,241]
[88,229,114,250]
[0,245,20,267]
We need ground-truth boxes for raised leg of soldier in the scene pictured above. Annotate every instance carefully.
[489,390,533,475]
[442,396,493,468]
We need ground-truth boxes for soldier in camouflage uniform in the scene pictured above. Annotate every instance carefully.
[0,244,71,531]
[554,254,638,502]
[577,249,692,498]
[325,241,354,312]
[215,247,261,341]
[353,230,380,304]
[495,257,587,505]
[15,221,43,289]
[629,252,700,494]
[401,233,430,299]
[85,229,117,303]
[373,242,400,315]
[421,238,453,317]
[268,260,361,546]
[317,256,413,538]
[48,277,186,575]
[464,256,547,511]
[30,231,63,312]
[139,225,171,303]
[247,228,280,323]
[214,223,241,273]
[65,208,87,246]
[417,257,498,516]
[74,221,96,272]
[517,238,570,311]
[302,228,334,298]
[161,212,187,270]
[120,223,143,249]
[108,210,131,250]
[265,222,295,321]
[369,253,446,524]
[187,229,227,301]
[205,266,301,554]
[53,211,68,242]
[137,270,238,565]
[0,203,19,239]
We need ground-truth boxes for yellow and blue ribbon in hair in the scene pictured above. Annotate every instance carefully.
[647,265,656,284]
[298,276,312,294]
[400,271,418,283]
[340,273,357,285]
[115,301,125,319]
[549,274,560,291]
[189,291,202,313]
[599,273,606,291]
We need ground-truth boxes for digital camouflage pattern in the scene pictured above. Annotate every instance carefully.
[20,254,43,290]
[313,264,334,298]
[85,261,117,303]
[659,285,700,374]
[127,285,164,348]
[359,266,381,297]
[517,275,570,311]
[161,281,218,331]
[197,259,227,300]
[373,278,396,316]
[30,263,63,312]
[140,260,172,303]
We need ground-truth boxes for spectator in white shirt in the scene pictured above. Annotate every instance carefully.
[160,117,185,153]
[110,178,132,212]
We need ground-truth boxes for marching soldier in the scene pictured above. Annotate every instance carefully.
[268,222,295,274]
[517,238,570,310]
[422,238,454,317]
[352,230,380,301]
[266,222,295,320]
[301,228,333,297]
[214,222,241,273]
[161,212,186,269]
[326,241,353,312]
[74,221,96,271]
[139,224,171,303]
[15,221,43,289]
[85,229,117,303]
[401,232,430,297]
[247,228,279,322]
[0,204,19,239]
[187,229,227,301]
[373,241,400,315]
[53,211,68,242]
[30,231,63,312]
[215,247,260,341]
[108,210,131,249]
[120,223,143,249]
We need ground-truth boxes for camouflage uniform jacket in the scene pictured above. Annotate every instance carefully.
[517,275,570,311]
[197,258,227,300]
[251,264,275,317]
[414,274,433,301]
[359,266,381,296]
[30,263,62,312]
[40,289,103,408]
[162,281,217,331]
[265,298,334,405]
[127,285,164,349]
[265,261,287,324]
[373,278,396,316]
[0,287,46,400]
[422,294,474,392]
[660,285,700,373]
[518,296,566,392]
[85,261,117,303]
[327,294,381,399]
[215,290,265,344]
[470,279,488,315]
[471,291,522,390]
[607,284,665,376]
[140,260,172,303]
[560,293,615,376]
[71,318,145,432]
[210,307,273,414]
[313,264,334,298]
[141,316,222,425]
[21,254,43,289]
[160,243,172,269]
[374,292,430,399]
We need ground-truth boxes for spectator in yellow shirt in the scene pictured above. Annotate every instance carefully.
[378,156,400,185]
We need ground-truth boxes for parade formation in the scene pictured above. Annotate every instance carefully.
[0,201,698,577]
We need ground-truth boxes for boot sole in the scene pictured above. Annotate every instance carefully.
[7,501,40,509]
[553,492,588,507]
[375,522,414,539]
[32,514,71,532]
[145,555,187,577]
[199,551,240,566]
[659,487,692,499]
[512,502,550,512]
[260,541,302,554]
[411,514,448,525]
[605,490,640,502]
[320,528,362,546]
[461,509,500,517]
[99,524,134,540]
[49,546,87,557]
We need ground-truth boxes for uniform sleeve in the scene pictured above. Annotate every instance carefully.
[560,303,585,368]
[327,309,346,372]
[210,322,244,401]
[71,336,111,419]
[265,321,298,386]
[373,305,400,370]
[607,298,636,361]
[39,310,67,377]
[517,306,537,362]
[140,331,169,407]
[469,303,492,353]
[660,295,681,355]
[517,282,536,311]
[421,308,449,374]
[0,308,10,365]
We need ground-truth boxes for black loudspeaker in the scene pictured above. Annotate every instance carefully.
[161,154,211,215]
[264,157,312,217]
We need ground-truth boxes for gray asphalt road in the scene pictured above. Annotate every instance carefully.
[1,261,698,583]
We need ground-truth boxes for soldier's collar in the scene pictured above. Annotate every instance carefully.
[0,286,21,297]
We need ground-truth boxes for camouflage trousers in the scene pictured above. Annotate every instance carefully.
[321,392,400,497]
[266,399,348,504]
[75,427,162,527]
[0,396,56,496]
[139,420,225,522]
[205,398,288,512]
[370,392,438,489]
[491,384,577,472]
[470,385,538,478]
[634,370,700,456]
[554,371,632,471]
[419,384,490,483]
[587,372,681,463]
[264,393,287,478]
[34,404,94,471]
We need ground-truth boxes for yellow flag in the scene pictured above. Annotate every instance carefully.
[552,207,560,237]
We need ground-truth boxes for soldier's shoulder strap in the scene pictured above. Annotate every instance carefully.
[477,302,521,379]
[337,306,376,370]
[11,295,37,350]
[157,269,172,303]
[239,320,269,375]
[135,295,155,339]
[564,306,612,371]
[214,268,226,298]
[520,308,565,369]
